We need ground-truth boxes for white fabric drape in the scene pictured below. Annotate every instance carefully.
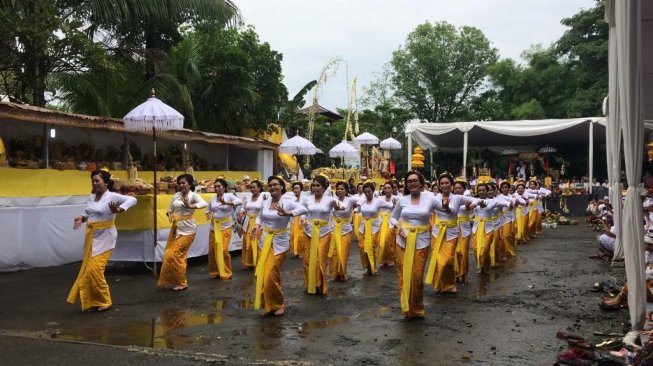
[615,0,646,330]
[606,0,624,261]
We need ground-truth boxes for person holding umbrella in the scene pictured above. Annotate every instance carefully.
[157,174,207,291]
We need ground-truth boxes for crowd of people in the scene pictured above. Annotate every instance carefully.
[68,169,553,319]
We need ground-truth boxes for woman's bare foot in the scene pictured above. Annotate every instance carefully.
[173,285,188,291]
[274,307,285,316]
[96,306,111,312]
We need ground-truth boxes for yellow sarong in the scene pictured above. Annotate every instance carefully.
[400,223,430,313]
[362,216,378,274]
[489,216,498,267]
[474,218,487,270]
[67,220,115,305]
[376,212,391,264]
[516,207,525,242]
[329,216,350,276]
[425,219,457,285]
[212,216,232,279]
[307,219,329,294]
[243,213,258,266]
[291,216,302,256]
[353,212,362,242]
[254,227,287,309]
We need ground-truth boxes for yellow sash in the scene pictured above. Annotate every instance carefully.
[362,215,378,274]
[308,219,329,294]
[425,219,457,285]
[516,207,524,240]
[400,223,430,312]
[67,220,115,304]
[474,217,486,270]
[376,212,391,263]
[212,216,232,278]
[353,212,362,242]
[246,213,259,264]
[456,215,470,258]
[254,226,288,309]
[329,216,350,274]
[291,216,301,256]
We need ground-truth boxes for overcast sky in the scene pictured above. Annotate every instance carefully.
[236,0,597,111]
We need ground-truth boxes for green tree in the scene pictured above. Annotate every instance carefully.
[486,0,607,119]
[555,0,607,117]
[193,26,287,134]
[0,0,105,106]
[390,21,499,122]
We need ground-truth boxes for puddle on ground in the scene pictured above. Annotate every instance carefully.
[213,299,254,310]
[298,316,351,337]
[475,272,497,299]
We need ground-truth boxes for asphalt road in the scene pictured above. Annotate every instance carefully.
[0,223,628,365]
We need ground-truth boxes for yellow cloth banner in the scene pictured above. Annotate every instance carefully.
[0,168,259,197]
[254,226,287,309]
[67,220,115,304]
[400,223,429,312]
[212,216,232,279]
[363,216,378,274]
[308,219,328,294]
[425,219,456,285]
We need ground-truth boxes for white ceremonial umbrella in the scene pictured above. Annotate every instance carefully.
[329,140,359,159]
[123,89,184,273]
[355,131,379,145]
[379,137,402,150]
[279,132,317,155]
[329,140,358,178]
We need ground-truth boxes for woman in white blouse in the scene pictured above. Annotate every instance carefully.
[300,175,342,295]
[251,176,307,316]
[357,182,394,275]
[239,180,266,270]
[425,173,477,294]
[390,171,440,319]
[330,181,357,281]
[205,178,242,280]
[158,174,207,291]
[70,170,136,312]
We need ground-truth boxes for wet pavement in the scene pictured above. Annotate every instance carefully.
[0,223,629,365]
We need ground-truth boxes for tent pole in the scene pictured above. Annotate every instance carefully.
[463,131,468,179]
[152,125,158,275]
[589,121,594,195]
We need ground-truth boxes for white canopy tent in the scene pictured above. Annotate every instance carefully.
[408,118,600,188]
[406,118,653,185]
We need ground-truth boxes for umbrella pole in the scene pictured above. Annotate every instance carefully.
[153,125,158,276]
